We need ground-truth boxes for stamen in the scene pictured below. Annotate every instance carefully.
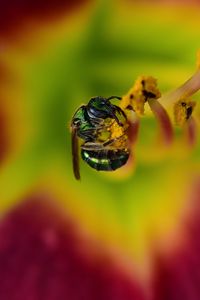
[174,98,197,147]
[174,99,196,127]
[121,75,173,146]
[148,99,174,146]
[159,50,200,107]
[109,51,200,178]
[120,76,161,116]
[196,49,200,70]
[127,117,140,147]
[184,117,197,147]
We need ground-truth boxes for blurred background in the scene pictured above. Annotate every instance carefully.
[0,0,200,299]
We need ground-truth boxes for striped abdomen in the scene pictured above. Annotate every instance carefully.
[81,148,129,171]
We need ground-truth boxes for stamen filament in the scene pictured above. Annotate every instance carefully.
[184,117,197,147]
[127,114,140,147]
[159,70,200,108]
[148,99,173,146]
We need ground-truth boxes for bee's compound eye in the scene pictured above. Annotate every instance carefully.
[90,97,106,106]
[97,99,107,108]
[101,100,107,105]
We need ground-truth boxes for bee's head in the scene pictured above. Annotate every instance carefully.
[88,96,108,110]
[88,96,115,120]
[88,96,125,126]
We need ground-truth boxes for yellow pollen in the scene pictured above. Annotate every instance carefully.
[174,98,196,126]
[120,76,161,116]
[110,122,125,139]
[107,121,129,149]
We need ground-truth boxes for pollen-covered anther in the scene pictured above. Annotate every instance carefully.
[120,76,161,116]
[174,98,197,147]
[141,77,173,145]
[174,99,196,127]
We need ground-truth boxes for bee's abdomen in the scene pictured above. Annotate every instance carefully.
[81,149,129,171]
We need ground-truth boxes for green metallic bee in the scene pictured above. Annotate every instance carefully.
[71,96,130,180]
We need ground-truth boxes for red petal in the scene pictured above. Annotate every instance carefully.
[0,103,9,163]
[0,195,145,300]
[153,179,200,300]
[0,0,89,39]
[0,63,10,163]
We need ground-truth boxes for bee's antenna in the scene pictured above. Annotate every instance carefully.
[106,96,122,101]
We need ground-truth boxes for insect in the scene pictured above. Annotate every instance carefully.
[71,96,130,180]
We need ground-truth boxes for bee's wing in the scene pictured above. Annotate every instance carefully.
[71,127,80,180]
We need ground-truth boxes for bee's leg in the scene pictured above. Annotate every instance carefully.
[89,117,103,126]
[106,96,125,125]
[114,105,127,121]
[103,134,127,147]
[104,105,124,126]
[80,129,98,142]
[83,136,125,149]
[109,105,128,126]
[103,139,115,147]
[82,134,128,151]
[81,142,104,150]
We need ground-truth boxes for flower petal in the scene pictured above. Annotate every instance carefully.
[0,194,145,300]
[0,0,89,39]
[152,178,200,300]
